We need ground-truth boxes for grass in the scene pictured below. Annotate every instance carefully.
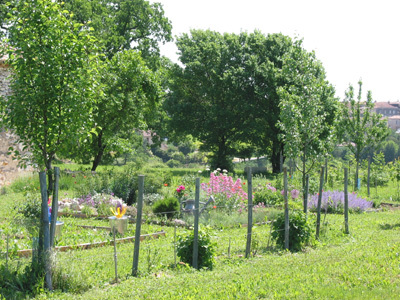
[19,210,398,299]
[1,163,400,299]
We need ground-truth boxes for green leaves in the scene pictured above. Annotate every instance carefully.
[3,0,100,172]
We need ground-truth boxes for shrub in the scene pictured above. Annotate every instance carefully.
[152,196,179,219]
[271,210,312,252]
[253,184,282,206]
[307,190,373,213]
[166,159,181,168]
[200,171,247,212]
[177,228,215,270]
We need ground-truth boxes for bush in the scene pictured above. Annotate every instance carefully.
[152,196,179,219]
[166,159,181,168]
[308,190,373,213]
[177,228,215,270]
[271,210,312,252]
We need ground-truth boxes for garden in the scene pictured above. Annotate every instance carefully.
[1,156,400,299]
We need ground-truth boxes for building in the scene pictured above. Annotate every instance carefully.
[374,102,400,117]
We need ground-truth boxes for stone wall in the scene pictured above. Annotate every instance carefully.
[0,56,30,186]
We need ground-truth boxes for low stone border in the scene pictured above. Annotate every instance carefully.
[16,230,166,257]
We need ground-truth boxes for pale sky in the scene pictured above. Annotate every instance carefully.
[152,0,400,102]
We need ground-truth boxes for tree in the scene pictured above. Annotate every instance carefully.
[339,81,390,190]
[237,32,296,173]
[165,30,245,171]
[278,41,338,196]
[84,50,163,171]
[63,0,172,62]
[1,0,100,190]
[60,0,171,168]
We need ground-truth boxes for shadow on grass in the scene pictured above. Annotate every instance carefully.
[379,223,400,230]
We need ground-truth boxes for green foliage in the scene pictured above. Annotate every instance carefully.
[271,210,313,252]
[3,0,100,181]
[14,192,41,236]
[0,257,46,298]
[278,39,337,193]
[166,159,181,168]
[63,0,172,61]
[339,81,390,189]
[177,228,216,270]
[152,196,179,219]
[83,50,163,171]
[253,186,282,206]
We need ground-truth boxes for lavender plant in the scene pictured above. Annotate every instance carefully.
[308,190,373,213]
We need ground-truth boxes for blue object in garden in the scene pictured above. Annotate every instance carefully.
[357,178,361,190]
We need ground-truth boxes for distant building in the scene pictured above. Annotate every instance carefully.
[374,102,400,117]
[387,115,400,131]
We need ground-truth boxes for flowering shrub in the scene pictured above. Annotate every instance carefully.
[308,190,373,213]
[201,172,247,212]
[59,192,125,216]
[253,183,300,206]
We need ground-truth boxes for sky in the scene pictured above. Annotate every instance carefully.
[151,0,400,102]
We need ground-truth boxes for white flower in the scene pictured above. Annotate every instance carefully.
[198,170,202,173]
[223,169,228,173]
[216,168,221,171]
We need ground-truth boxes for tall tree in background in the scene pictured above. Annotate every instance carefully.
[278,41,338,196]
[165,30,245,171]
[63,0,172,62]
[1,0,100,190]
[88,50,163,171]
[238,32,296,173]
[62,0,171,168]
[339,81,389,190]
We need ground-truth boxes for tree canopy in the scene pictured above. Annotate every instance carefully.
[63,0,172,61]
[278,40,338,193]
[339,80,390,189]
[166,30,337,172]
[165,30,246,170]
[1,0,100,188]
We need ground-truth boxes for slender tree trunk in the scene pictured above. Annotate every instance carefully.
[92,131,106,171]
[271,143,284,173]
[45,158,54,195]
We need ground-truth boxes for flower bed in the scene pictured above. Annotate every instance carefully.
[308,190,373,213]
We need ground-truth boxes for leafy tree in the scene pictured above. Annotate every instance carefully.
[278,41,338,196]
[1,0,100,190]
[237,32,296,173]
[339,81,390,190]
[60,0,171,168]
[63,0,172,62]
[69,50,163,171]
[165,30,245,171]
[382,140,398,163]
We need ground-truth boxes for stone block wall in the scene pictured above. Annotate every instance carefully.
[0,56,30,186]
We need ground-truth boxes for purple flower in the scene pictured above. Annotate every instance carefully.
[308,190,372,213]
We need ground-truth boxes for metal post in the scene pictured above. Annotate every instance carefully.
[50,167,60,248]
[284,167,289,250]
[113,227,118,283]
[39,171,52,290]
[344,168,349,234]
[132,175,144,276]
[245,168,253,258]
[316,167,325,239]
[192,178,200,269]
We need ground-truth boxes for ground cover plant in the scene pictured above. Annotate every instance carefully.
[1,162,400,299]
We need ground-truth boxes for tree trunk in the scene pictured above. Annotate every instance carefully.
[45,158,54,195]
[91,131,106,171]
[271,143,284,173]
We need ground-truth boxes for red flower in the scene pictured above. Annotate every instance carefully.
[243,182,246,185]
[213,205,217,209]
[164,183,168,187]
